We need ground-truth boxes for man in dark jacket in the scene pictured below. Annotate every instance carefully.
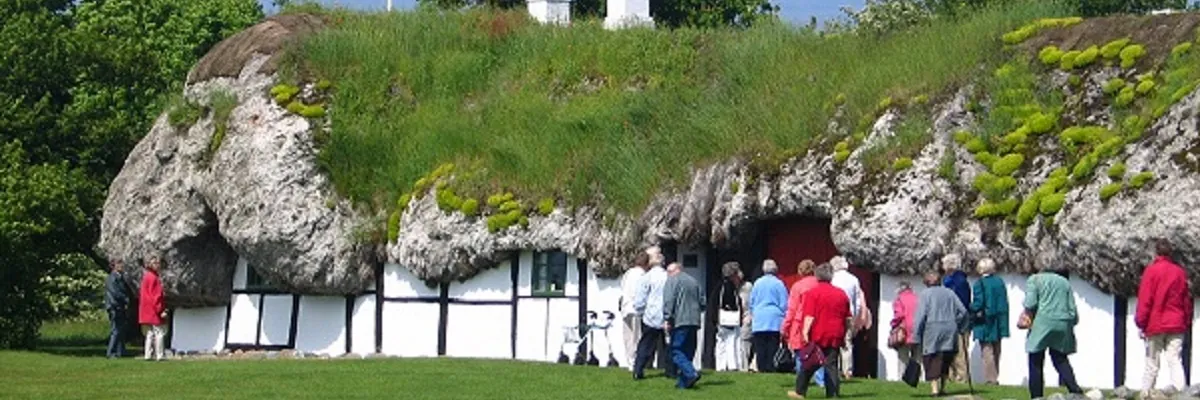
[104,259,132,358]
[663,262,705,389]
[1136,239,1194,394]
[940,254,971,383]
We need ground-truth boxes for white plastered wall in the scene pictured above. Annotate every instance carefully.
[350,295,376,355]
[381,264,439,357]
[259,295,294,346]
[171,307,227,352]
[1124,297,1199,390]
[227,294,259,345]
[294,296,346,355]
[515,251,583,362]
[446,260,513,359]
[877,273,1117,389]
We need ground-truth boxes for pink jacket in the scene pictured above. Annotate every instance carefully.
[782,276,819,350]
[891,288,917,344]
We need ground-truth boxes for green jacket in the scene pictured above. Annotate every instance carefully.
[970,274,1009,342]
[1023,272,1078,354]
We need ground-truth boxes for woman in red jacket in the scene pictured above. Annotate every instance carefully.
[139,256,167,361]
[890,281,919,378]
[1136,239,1193,394]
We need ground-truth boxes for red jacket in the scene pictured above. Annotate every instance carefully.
[139,269,166,325]
[782,276,819,350]
[801,282,851,349]
[1136,256,1193,336]
[891,288,918,344]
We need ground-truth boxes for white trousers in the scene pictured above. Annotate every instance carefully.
[143,324,166,361]
[1144,333,1185,390]
[623,313,641,371]
[715,326,742,371]
[841,326,857,376]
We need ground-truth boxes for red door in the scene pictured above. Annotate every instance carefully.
[766,218,840,288]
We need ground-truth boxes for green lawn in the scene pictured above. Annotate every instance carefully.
[0,320,1055,399]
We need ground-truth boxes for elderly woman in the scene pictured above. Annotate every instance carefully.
[940,254,971,383]
[914,271,968,397]
[787,263,850,400]
[970,258,1009,385]
[890,281,919,377]
[1025,263,1083,399]
[782,260,819,358]
[716,261,747,371]
[749,259,789,372]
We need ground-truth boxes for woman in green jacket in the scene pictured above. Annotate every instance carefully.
[1023,264,1083,399]
[970,258,1008,385]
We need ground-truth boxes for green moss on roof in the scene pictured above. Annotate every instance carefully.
[291,4,1066,215]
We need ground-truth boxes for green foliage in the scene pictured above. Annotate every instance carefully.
[435,188,463,212]
[1026,112,1056,134]
[964,138,989,153]
[1130,171,1155,188]
[860,108,931,175]
[206,90,239,161]
[387,210,401,242]
[974,198,1019,218]
[460,198,480,217]
[1068,74,1082,87]
[1039,46,1064,65]
[0,0,261,348]
[1120,44,1146,69]
[1099,182,1123,200]
[536,198,555,216]
[487,193,514,208]
[1074,45,1099,67]
[840,0,935,37]
[1072,153,1099,180]
[973,172,1017,202]
[892,157,914,171]
[953,131,974,144]
[498,199,522,213]
[1059,126,1110,151]
[397,193,413,211]
[1016,193,1041,226]
[990,153,1025,176]
[1039,192,1065,215]
[1107,162,1127,180]
[1058,50,1080,70]
[1172,42,1192,59]
[1101,38,1130,59]
[1001,18,1081,45]
[937,151,956,181]
[166,94,204,129]
[834,150,851,164]
[1115,88,1136,107]
[1136,80,1157,95]
[974,151,999,167]
[271,84,301,105]
[1102,78,1126,95]
[421,0,777,29]
[485,209,525,233]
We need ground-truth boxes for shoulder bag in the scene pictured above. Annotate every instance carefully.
[718,284,740,327]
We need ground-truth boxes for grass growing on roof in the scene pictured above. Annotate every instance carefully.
[296,2,1067,214]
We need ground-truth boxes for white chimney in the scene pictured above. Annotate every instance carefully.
[604,0,653,29]
[527,0,572,25]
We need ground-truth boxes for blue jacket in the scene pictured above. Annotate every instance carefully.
[749,274,788,333]
[943,270,971,310]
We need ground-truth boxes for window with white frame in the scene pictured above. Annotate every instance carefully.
[531,251,568,297]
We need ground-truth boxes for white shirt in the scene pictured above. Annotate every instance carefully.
[620,267,646,316]
[633,266,668,328]
[832,269,861,317]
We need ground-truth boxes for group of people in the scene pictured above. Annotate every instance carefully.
[619,238,1193,400]
[103,255,169,361]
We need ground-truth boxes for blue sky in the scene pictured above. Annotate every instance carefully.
[261,0,867,24]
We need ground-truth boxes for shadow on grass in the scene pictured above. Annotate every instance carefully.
[35,319,140,358]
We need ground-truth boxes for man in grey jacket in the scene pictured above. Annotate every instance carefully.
[663,262,705,389]
[104,259,132,358]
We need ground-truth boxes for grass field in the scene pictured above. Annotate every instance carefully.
[290,1,1068,218]
[0,319,1065,399]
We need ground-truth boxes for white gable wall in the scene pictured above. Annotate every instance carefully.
[295,296,346,355]
[350,295,376,355]
[171,307,227,352]
[258,295,294,346]
[226,294,259,345]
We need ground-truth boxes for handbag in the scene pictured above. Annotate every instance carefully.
[887,326,907,349]
[901,357,921,387]
[1017,310,1035,330]
[717,285,740,327]
[774,344,797,372]
[796,342,824,371]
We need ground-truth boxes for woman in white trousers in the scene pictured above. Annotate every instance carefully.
[715,262,747,371]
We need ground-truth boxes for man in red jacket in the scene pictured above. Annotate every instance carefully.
[139,256,167,361]
[1136,239,1193,393]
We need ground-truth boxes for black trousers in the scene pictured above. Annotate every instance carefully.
[1028,348,1082,398]
[752,331,781,372]
[796,347,841,397]
[633,324,676,378]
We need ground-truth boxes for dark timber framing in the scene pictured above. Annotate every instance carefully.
[511,254,520,359]
[1115,295,1127,388]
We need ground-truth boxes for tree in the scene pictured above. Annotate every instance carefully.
[0,0,263,348]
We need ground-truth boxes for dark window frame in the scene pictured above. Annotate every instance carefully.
[244,264,277,291]
[530,251,568,298]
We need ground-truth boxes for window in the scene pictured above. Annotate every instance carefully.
[245,265,276,291]
[531,251,568,297]
[682,254,699,269]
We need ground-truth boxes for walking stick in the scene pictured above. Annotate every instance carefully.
[961,334,975,396]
